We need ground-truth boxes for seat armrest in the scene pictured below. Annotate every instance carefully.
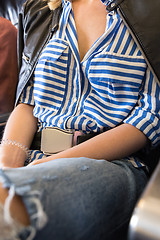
[0,112,10,140]
[129,159,160,240]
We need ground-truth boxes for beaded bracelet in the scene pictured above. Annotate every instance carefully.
[0,139,30,159]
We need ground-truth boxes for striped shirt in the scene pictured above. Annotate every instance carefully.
[20,0,160,165]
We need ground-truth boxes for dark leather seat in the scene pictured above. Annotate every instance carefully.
[0,0,26,27]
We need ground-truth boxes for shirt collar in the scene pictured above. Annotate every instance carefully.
[101,0,113,6]
[62,0,70,5]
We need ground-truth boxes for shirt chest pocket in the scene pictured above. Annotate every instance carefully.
[33,38,69,110]
[87,53,147,106]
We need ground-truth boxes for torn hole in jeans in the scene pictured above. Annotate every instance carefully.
[0,182,48,240]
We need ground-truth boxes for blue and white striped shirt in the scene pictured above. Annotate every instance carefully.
[20,0,160,165]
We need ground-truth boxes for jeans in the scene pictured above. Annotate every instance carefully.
[0,157,148,240]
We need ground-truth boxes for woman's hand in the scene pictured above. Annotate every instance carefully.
[27,158,49,166]
[0,144,27,169]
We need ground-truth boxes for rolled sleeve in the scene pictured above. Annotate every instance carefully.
[19,79,35,106]
[124,68,160,146]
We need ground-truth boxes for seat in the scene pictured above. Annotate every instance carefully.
[129,159,160,240]
[0,17,18,139]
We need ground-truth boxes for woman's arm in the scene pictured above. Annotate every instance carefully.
[29,123,148,166]
[0,103,37,168]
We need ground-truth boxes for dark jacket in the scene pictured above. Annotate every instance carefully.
[17,0,62,104]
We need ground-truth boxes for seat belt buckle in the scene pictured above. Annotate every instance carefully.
[41,127,73,155]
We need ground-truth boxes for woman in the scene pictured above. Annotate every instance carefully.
[0,0,160,239]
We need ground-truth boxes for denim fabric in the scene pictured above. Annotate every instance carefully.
[0,158,148,240]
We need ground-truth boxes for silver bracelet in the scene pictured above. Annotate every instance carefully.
[1,139,30,159]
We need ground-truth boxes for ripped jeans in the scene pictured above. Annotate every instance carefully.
[0,157,148,240]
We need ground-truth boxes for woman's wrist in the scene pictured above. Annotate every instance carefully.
[1,139,30,159]
[0,142,28,168]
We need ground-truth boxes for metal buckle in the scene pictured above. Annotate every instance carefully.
[41,127,73,155]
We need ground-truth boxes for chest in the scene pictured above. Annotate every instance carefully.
[72,0,107,61]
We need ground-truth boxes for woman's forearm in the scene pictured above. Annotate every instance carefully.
[0,103,37,168]
[30,123,148,166]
